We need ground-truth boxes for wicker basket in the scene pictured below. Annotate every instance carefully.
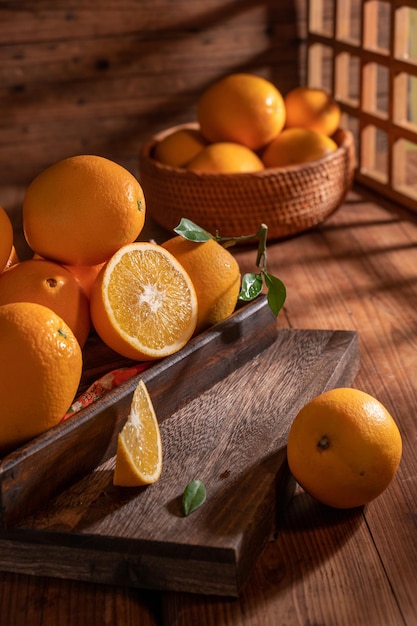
[139,123,355,240]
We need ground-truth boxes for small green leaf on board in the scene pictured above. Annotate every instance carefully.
[182,479,207,516]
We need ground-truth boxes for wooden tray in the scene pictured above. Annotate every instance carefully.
[0,297,360,597]
[0,296,277,528]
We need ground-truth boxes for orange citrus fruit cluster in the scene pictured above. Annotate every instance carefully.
[0,154,243,455]
[152,74,341,173]
[287,388,402,509]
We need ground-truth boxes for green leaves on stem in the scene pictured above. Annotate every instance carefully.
[174,218,286,317]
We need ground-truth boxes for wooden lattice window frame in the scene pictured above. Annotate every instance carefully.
[307,0,417,212]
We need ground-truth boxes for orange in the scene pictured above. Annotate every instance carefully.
[262,128,338,168]
[0,302,82,453]
[186,142,264,174]
[0,259,91,347]
[0,206,13,273]
[90,242,198,360]
[197,73,286,151]
[113,379,162,486]
[23,155,146,266]
[287,388,403,509]
[153,127,207,168]
[284,86,341,136]
[161,235,241,334]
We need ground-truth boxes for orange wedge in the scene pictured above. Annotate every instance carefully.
[90,242,198,360]
[113,380,162,486]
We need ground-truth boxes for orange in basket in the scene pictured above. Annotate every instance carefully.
[197,73,286,151]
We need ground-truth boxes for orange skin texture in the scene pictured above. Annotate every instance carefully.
[0,259,91,347]
[197,73,286,151]
[161,236,241,334]
[0,302,82,453]
[186,142,265,174]
[23,155,146,266]
[287,388,402,509]
[284,86,341,137]
[153,127,207,168]
[262,128,338,168]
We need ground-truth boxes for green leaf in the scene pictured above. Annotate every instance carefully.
[174,218,213,242]
[182,479,207,516]
[263,271,286,317]
[239,273,263,302]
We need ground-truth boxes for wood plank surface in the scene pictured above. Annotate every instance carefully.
[0,327,359,597]
[0,296,277,528]
[162,186,417,624]
[0,1,306,192]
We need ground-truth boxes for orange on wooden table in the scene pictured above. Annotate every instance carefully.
[0,258,91,347]
[90,242,198,361]
[197,73,286,151]
[287,387,403,509]
[0,206,13,273]
[284,86,341,137]
[113,380,162,487]
[162,235,241,334]
[0,302,82,453]
[262,127,337,168]
[23,155,146,266]
[186,142,264,174]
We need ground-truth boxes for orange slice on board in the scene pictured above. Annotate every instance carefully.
[113,380,162,486]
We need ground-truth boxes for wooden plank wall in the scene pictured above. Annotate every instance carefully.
[0,0,306,229]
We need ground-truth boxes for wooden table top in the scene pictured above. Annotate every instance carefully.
[1,184,417,625]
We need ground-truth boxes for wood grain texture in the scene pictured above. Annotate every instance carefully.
[162,186,417,624]
[0,0,306,205]
[0,327,359,597]
[0,296,276,528]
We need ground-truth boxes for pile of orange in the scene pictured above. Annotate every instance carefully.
[0,153,243,456]
[151,74,342,173]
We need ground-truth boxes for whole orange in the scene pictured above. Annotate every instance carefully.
[0,206,13,273]
[197,73,286,151]
[262,128,337,168]
[284,86,341,136]
[0,302,82,453]
[23,155,146,265]
[0,259,91,347]
[153,127,207,168]
[161,235,241,334]
[186,142,264,174]
[287,388,402,509]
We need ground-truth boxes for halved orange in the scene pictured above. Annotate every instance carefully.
[90,242,198,360]
[113,380,162,486]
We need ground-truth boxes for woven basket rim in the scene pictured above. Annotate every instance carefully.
[140,122,354,179]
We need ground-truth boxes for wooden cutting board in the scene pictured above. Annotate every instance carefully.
[0,311,360,597]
